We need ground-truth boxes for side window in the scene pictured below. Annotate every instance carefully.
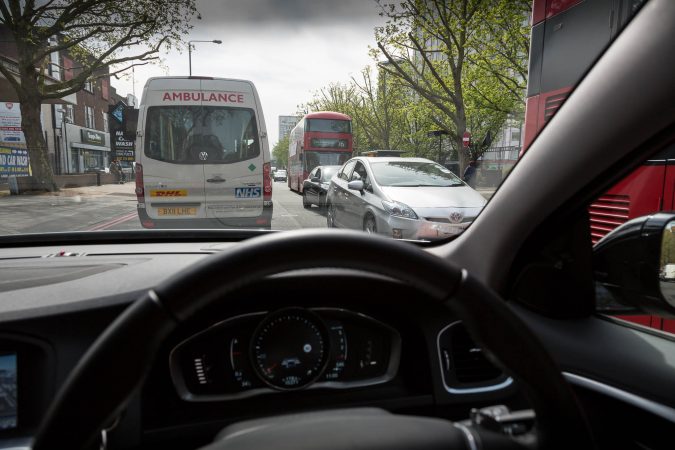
[592,142,675,334]
[339,161,356,181]
[315,169,321,180]
[350,162,369,185]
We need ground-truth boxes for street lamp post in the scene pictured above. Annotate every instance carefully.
[427,130,449,163]
[188,40,222,76]
[58,108,70,174]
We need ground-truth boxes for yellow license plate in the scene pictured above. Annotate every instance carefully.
[158,207,197,216]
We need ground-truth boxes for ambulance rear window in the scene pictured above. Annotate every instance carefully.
[144,106,260,164]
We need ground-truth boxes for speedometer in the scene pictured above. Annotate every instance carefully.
[250,308,330,390]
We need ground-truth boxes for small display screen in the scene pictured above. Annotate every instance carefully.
[0,354,17,430]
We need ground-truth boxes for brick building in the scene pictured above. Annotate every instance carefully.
[0,26,135,177]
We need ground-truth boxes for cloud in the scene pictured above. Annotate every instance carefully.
[194,0,384,30]
[111,0,387,145]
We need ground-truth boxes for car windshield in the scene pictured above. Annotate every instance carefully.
[7,1,675,446]
[0,0,648,244]
[370,161,464,187]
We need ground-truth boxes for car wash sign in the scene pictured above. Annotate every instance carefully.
[0,103,30,177]
[0,146,30,177]
[108,102,135,163]
[0,103,25,144]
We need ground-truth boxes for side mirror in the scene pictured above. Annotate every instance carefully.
[122,107,139,141]
[311,176,321,182]
[347,180,364,192]
[594,213,675,316]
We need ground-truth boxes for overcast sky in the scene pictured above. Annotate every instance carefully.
[110,0,388,147]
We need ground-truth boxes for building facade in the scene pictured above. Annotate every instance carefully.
[278,115,300,141]
[0,27,134,178]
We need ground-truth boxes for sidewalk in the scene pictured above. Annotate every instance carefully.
[0,180,135,198]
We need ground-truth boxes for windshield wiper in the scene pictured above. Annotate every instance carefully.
[392,183,462,187]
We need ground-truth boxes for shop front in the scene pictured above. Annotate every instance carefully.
[64,125,110,173]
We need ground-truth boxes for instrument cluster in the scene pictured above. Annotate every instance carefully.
[170,308,401,401]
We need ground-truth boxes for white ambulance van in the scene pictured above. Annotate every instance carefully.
[133,77,273,229]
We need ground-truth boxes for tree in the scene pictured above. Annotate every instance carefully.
[301,67,432,156]
[0,0,197,190]
[349,65,408,151]
[374,0,530,170]
[272,135,289,169]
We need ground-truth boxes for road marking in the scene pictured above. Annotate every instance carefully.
[87,211,137,231]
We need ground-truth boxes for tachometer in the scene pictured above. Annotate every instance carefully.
[251,308,330,390]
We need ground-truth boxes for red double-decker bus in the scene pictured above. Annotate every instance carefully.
[287,112,353,193]
[523,0,675,332]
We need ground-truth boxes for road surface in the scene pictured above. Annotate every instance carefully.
[0,180,327,234]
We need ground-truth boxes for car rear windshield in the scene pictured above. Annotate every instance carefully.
[306,119,351,133]
[370,161,464,187]
[321,166,339,181]
[144,106,260,164]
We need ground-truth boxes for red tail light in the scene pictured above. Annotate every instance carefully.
[263,162,272,201]
[135,163,145,203]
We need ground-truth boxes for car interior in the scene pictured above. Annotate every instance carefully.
[0,1,674,450]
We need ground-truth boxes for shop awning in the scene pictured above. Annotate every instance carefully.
[70,142,110,151]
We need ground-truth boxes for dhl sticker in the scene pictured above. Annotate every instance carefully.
[150,189,188,197]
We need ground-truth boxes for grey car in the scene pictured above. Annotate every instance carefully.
[302,165,341,208]
[326,157,487,241]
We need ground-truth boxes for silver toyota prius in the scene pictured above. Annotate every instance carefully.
[326,157,487,241]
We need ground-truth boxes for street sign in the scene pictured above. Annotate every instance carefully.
[462,131,471,148]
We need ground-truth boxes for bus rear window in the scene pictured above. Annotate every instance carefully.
[306,119,351,133]
[144,106,260,164]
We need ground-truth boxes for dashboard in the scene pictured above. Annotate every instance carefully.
[0,242,521,449]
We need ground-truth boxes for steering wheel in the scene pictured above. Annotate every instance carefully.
[32,230,593,450]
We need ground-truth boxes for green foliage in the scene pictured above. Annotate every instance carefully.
[0,0,198,188]
[301,66,440,158]
[374,0,530,169]
[300,0,529,168]
[272,135,290,169]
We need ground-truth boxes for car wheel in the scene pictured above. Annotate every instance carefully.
[327,203,337,228]
[363,214,377,234]
[302,191,311,208]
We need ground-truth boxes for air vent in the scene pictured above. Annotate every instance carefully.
[449,325,502,382]
[543,92,568,122]
[589,194,630,244]
[437,322,511,393]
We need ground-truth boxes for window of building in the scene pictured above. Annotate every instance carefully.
[65,105,74,123]
[85,106,95,129]
[84,80,94,93]
[511,128,521,143]
[102,112,108,132]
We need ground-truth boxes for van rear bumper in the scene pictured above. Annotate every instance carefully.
[137,204,273,230]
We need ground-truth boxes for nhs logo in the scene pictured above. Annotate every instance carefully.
[235,187,261,198]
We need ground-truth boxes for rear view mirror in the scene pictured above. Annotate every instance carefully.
[122,107,139,141]
[594,213,675,317]
[661,220,675,305]
[347,180,364,192]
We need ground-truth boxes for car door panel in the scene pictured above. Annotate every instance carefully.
[512,303,675,409]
